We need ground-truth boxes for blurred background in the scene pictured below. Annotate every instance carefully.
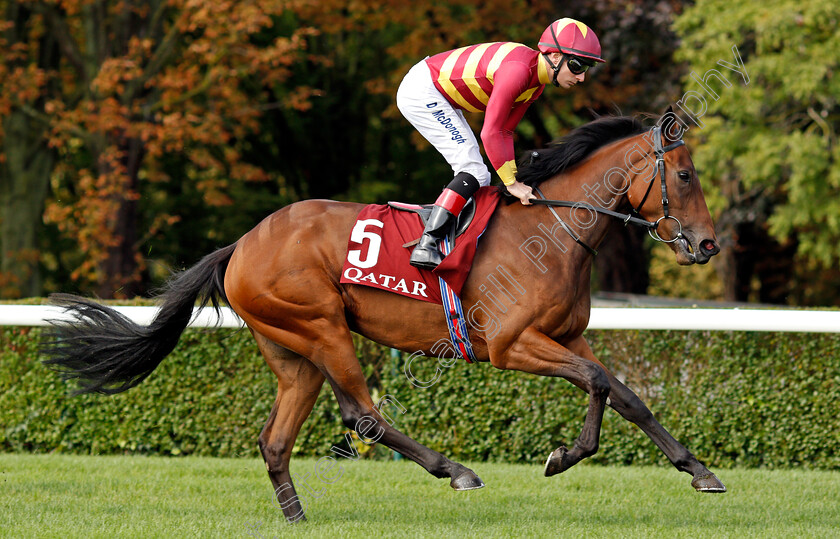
[1,0,837,306]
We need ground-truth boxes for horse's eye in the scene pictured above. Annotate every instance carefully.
[678,171,691,182]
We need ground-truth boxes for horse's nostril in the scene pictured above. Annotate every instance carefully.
[701,240,718,254]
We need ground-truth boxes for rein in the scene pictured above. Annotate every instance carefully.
[528,126,686,256]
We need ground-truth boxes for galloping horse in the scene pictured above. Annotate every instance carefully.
[43,109,726,523]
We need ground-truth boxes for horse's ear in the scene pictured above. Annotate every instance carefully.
[659,105,686,143]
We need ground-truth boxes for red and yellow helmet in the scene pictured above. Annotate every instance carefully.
[538,18,605,63]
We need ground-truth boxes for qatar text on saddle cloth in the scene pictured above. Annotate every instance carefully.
[340,186,501,304]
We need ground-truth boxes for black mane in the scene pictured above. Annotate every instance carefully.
[514,116,648,187]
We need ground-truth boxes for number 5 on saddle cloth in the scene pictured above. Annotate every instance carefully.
[339,186,502,362]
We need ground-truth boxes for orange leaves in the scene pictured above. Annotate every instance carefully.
[51,0,85,17]
[44,164,137,286]
[175,0,276,47]
[251,29,317,86]
[293,0,389,33]
[282,86,319,112]
[230,162,271,183]
[185,146,270,207]
[88,98,131,134]
[193,180,234,207]
[5,0,353,294]
[90,40,148,98]
[91,58,139,96]
[46,97,131,160]
[0,64,48,115]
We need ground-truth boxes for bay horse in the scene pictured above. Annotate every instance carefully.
[42,109,726,523]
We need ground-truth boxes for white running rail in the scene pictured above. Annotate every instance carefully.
[1,305,839,332]
[0,305,245,328]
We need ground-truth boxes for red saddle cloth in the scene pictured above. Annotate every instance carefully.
[340,186,501,304]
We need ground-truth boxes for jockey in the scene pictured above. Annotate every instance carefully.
[397,18,605,270]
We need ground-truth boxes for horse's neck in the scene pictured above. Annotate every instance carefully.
[537,136,639,252]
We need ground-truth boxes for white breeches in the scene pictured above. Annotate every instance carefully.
[396,60,492,187]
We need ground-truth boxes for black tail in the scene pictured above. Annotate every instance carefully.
[41,244,237,395]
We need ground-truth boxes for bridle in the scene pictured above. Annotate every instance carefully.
[529,125,687,256]
[631,125,686,243]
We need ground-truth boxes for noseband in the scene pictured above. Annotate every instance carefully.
[530,125,686,255]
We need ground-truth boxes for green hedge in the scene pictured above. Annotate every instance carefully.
[2,326,838,470]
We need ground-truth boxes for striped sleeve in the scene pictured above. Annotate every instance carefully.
[480,61,532,184]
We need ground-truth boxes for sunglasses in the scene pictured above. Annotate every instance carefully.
[565,55,594,75]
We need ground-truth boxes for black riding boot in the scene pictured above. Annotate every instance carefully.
[410,172,481,271]
[409,205,455,270]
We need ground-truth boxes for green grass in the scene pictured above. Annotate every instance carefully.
[1,454,838,538]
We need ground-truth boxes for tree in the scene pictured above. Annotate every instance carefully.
[0,0,312,298]
[674,0,840,305]
[0,2,56,298]
[2,0,708,300]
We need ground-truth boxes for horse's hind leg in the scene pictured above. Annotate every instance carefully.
[253,332,326,522]
[568,336,726,492]
[310,328,484,491]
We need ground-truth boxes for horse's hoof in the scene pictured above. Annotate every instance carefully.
[544,446,573,477]
[450,470,485,491]
[691,473,727,493]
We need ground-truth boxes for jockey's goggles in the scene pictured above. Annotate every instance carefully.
[565,55,595,75]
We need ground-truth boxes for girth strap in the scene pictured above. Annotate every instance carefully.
[437,236,476,363]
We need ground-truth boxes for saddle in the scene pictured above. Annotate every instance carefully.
[387,198,477,247]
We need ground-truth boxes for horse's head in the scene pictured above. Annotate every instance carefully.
[628,108,720,265]
[515,110,720,265]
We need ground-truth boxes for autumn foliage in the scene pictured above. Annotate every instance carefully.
[2,0,314,297]
[3,0,837,304]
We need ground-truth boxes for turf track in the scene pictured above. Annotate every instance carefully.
[1,454,838,538]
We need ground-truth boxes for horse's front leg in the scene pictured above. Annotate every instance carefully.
[491,327,612,475]
[567,336,726,492]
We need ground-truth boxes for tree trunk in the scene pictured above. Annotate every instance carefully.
[593,221,650,294]
[718,220,795,304]
[0,111,54,298]
[94,136,144,299]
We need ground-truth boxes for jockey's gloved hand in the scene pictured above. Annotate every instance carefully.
[506,181,533,205]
